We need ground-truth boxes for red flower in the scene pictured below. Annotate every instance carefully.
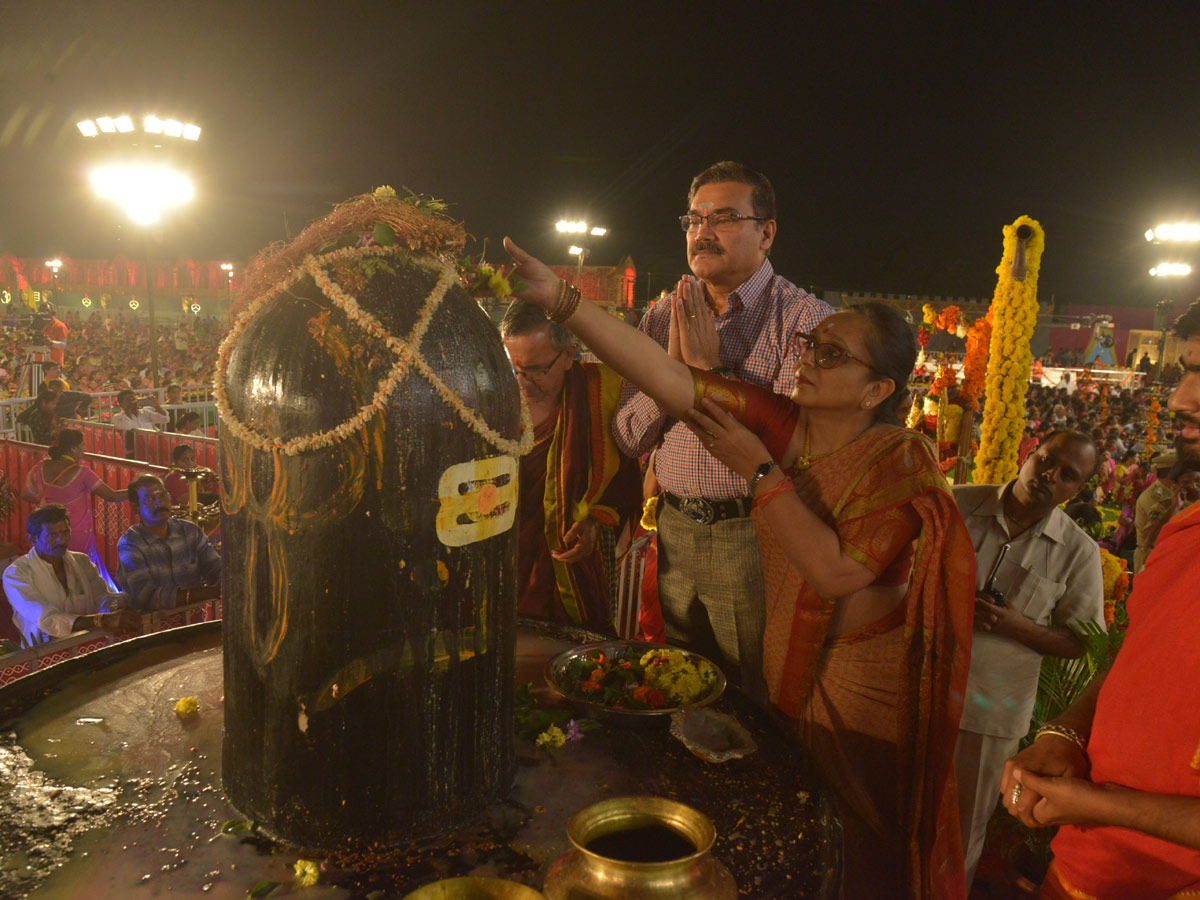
[580,681,602,693]
[588,667,605,683]
[619,660,632,669]
[631,685,651,704]
[646,690,665,708]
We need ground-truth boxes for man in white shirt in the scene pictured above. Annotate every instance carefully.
[952,430,1106,888]
[111,388,168,459]
[3,504,140,645]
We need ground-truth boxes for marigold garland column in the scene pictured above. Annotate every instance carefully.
[973,216,1044,484]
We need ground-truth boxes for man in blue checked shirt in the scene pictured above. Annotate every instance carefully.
[117,474,221,610]
[612,161,833,700]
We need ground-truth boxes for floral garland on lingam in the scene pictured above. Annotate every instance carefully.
[974,215,1044,484]
[214,188,533,459]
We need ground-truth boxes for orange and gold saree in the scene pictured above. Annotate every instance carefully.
[693,370,976,900]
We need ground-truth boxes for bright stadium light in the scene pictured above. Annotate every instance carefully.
[77,119,98,137]
[96,116,116,133]
[568,245,584,256]
[114,115,134,133]
[1146,223,1200,243]
[144,115,164,134]
[89,163,195,226]
[1149,263,1192,277]
[590,226,607,236]
[163,119,184,137]
[182,123,201,141]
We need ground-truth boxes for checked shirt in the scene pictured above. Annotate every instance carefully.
[611,259,833,499]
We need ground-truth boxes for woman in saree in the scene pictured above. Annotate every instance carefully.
[504,238,975,900]
[22,429,126,581]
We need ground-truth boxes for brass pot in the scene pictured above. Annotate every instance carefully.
[542,796,737,900]
[401,876,547,899]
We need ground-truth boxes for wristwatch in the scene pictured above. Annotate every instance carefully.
[748,461,779,495]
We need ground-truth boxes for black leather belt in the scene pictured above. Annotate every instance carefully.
[661,491,753,525]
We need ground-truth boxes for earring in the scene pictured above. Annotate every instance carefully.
[863,401,872,408]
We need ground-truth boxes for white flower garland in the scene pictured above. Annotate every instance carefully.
[213,243,533,458]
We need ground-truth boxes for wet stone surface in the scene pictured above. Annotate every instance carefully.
[0,627,839,899]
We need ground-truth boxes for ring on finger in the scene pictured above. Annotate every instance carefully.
[1009,784,1023,806]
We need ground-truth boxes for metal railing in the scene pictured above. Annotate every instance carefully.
[0,599,221,687]
[60,418,218,469]
[614,533,651,640]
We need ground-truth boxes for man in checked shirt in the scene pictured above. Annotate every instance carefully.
[117,474,221,610]
[612,161,833,699]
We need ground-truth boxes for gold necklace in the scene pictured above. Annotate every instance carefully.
[793,425,835,472]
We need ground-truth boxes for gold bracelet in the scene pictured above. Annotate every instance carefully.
[1035,724,1087,752]
[549,279,571,320]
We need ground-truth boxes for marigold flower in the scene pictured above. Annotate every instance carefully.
[174,696,199,718]
[294,859,320,887]
[536,725,566,750]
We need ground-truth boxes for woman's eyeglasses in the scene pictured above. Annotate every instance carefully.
[793,332,881,375]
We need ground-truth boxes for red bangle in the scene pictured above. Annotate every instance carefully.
[752,478,794,510]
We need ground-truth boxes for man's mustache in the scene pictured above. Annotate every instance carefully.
[1176,413,1200,429]
[691,241,724,255]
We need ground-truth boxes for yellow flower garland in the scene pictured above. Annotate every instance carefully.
[974,216,1044,484]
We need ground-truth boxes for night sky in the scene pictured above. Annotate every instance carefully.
[3,2,1200,309]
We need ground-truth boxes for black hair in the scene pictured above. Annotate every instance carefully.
[172,443,194,463]
[847,301,917,426]
[27,503,68,537]
[499,300,572,351]
[1171,300,1200,341]
[688,161,777,221]
[127,473,165,504]
[116,389,136,404]
[47,429,84,460]
[1039,429,1101,477]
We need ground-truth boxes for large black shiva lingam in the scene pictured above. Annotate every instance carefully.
[215,189,527,846]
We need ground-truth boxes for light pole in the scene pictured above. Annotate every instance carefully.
[1145,222,1200,383]
[44,258,62,308]
[555,219,608,296]
[220,262,234,313]
[1149,262,1192,381]
[80,112,200,387]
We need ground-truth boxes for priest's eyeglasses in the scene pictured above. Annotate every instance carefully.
[794,332,882,375]
[679,212,769,232]
[511,348,567,378]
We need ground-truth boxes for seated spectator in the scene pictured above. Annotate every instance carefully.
[3,504,140,645]
[111,388,168,458]
[45,377,91,419]
[164,444,219,506]
[111,388,168,431]
[165,383,183,431]
[117,474,221,610]
[173,411,203,434]
[42,361,70,389]
[15,391,60,444]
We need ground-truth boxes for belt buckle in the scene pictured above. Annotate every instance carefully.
[679,497,715,525]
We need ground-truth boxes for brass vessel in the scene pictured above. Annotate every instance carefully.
[542,796,737,900]
[401,876,547,899]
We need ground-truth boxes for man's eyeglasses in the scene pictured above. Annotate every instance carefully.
[511,348,566,379]
[679,212,769,232]
[793,332,881,375]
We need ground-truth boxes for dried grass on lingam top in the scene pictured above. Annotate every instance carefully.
[231,187,467,316]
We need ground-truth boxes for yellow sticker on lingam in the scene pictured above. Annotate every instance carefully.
[435,456,517,547]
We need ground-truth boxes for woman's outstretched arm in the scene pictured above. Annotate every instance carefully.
[505,237,695,417]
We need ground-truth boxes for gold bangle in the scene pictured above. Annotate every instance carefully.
[1035,724,1087,753]
[549,284,581,324]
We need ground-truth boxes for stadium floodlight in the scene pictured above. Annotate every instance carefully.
[114,115,134,133]
[89,163,195,226]
[590,226,607,236]
[96,116,116,133]
[1145,223,1200,243]
[163,119,184,137]
[182,123,201,141]
[77,120,98,137]
[143,115,164,134]
[1149,263,1192,277]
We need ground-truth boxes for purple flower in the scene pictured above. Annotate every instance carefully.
[565,719,584,742]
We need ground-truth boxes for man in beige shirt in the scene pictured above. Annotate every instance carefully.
[952,430,1106,888]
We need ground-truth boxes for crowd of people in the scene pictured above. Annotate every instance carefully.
[2,161,1199,899]
[0,308,224,397]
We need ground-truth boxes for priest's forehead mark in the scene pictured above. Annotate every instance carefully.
[696,200,714,210]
